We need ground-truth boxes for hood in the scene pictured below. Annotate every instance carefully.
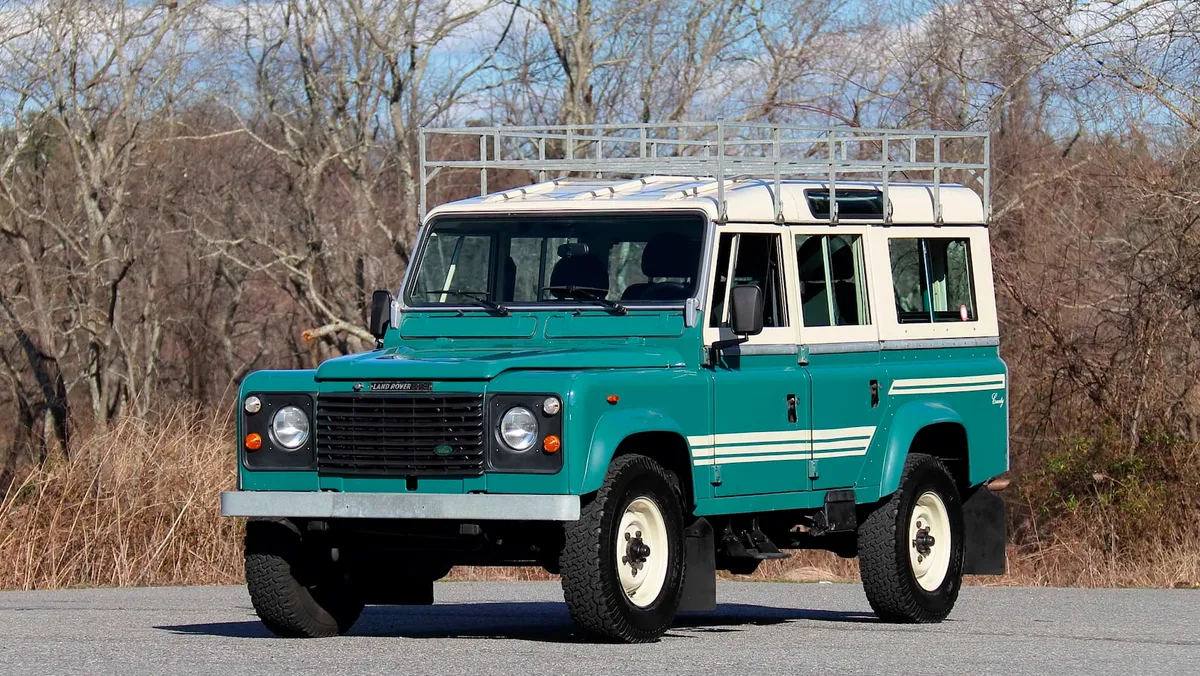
[314,345,686,381]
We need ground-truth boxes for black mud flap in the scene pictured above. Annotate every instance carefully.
[962,487,1006,575]
[678,517,716,612]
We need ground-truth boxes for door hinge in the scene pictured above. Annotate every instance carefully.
[808,459,819,480]
[711,465,722,486]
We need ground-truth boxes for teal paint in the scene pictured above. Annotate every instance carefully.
[709,352,812,497]
[234,312,1008,517]
[579,406,689,495]
[805,350,884,491]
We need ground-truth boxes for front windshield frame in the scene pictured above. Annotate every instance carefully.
[399,209,713,312]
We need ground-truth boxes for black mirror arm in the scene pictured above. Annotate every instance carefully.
[708,335,749,364]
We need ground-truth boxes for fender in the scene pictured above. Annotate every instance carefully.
[868,401,965,500]
[579,407,689,495]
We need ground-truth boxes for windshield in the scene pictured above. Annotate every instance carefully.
[405,214,706,308]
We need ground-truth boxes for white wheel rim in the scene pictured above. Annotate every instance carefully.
[616,496,669,608]
[908,491,952,591]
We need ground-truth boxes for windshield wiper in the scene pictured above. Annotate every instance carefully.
[424,289,510,316]
[543,285,628,315]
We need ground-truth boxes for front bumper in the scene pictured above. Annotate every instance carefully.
[221,491,581,521]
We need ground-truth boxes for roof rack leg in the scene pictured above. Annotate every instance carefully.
[983,134,992,223]
[933,134,942,225]
[480,135,488,197]
[882,135,891,225]
[828,135,838,225]
[538,137,546,184]
[773,126,782,223]
[418,127,427,222]
[717,120,726,223]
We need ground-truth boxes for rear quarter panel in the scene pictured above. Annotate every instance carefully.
[855,346,1008,502]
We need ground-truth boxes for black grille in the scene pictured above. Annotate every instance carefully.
[316,393,485,476]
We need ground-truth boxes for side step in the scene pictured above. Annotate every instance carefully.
[719,519,790,561]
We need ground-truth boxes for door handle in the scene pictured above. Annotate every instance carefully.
[787,393,797,423]
[870,380,880,408]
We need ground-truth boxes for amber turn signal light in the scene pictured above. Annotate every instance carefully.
[245,433,263,451]
[543,435,561,453]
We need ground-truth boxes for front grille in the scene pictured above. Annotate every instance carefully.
[316,393,486,476]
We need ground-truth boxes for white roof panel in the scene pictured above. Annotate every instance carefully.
[427,176,985,225]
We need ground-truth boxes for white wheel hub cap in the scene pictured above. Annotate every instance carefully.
[909,491,952,591]
[616,497,668,608]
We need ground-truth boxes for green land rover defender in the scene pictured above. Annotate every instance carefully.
[222,123,1008,642]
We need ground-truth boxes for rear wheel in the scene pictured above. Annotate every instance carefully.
[244,519,364,638]
[560,454,686,643]
[857,453,964,623]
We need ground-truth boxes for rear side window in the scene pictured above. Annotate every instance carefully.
[888,237,977,324]
[795,234,870,327]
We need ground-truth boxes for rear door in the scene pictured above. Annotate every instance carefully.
[704,226,812,497]
[792,226,884,490]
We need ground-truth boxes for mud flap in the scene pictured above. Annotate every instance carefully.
[678,517,716,612]
[962,487,1006,575]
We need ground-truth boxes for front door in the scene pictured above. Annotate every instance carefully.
[705,228,812,497]
[793,228,884,490]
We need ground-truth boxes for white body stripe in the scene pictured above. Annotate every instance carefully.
[889,374,1006,395]
[687,426,876,466]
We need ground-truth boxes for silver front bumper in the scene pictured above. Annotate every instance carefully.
[221,491,581,521]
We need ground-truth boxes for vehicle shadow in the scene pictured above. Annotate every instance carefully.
[156,602,876,642]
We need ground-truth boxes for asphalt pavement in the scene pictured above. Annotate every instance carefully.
[0,581,1195,675]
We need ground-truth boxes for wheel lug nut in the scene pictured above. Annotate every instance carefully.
[625,533,631,541]
[636,530,642,538]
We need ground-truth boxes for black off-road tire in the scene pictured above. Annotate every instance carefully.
[858,453,964,623]
[244,519,365,638]
[559,454,686,643]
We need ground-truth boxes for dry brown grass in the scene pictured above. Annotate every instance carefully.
[1,412,1196,590]
[0,409,243,590]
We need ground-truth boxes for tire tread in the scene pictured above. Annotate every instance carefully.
[559,454,683,643]
[858,453,961,624]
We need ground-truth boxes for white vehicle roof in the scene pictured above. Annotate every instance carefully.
[426,176,984,225]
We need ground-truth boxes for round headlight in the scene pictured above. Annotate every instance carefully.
[271,406,310,450]
[499,406,538,452]
[542,396,561,416]
[244,396,262,414]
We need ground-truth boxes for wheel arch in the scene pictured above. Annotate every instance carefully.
[579,407,696,509]
[870,401,970,500]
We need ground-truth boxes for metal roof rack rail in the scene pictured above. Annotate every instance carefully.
[419,122,990,225]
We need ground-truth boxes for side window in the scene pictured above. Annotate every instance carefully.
[888,237,977,324]
[708,234,733,328]
[795,234,870,327]
[711,233,787,328]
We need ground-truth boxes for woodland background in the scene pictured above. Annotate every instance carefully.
[0,0,1198,589]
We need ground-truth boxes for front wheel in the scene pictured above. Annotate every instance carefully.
[244,519,365,638]
[857,453,964,623]
[559,454,686,643]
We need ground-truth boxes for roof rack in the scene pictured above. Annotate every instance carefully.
[418,122,990,225]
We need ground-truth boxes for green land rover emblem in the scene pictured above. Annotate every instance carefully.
[433,444,453,457]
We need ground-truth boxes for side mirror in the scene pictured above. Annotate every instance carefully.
[729,285,764,336]
[369,289,393,340]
